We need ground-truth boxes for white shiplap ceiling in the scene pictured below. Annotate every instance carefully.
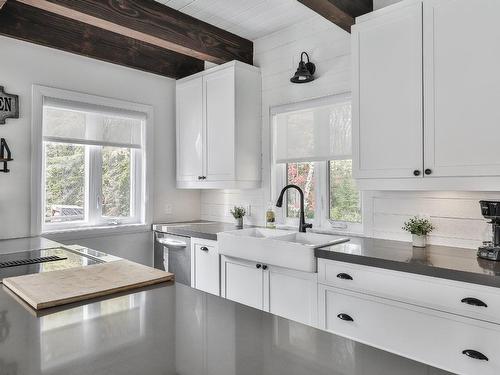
[155,0,317,40]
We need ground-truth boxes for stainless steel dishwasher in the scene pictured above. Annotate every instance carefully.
[153,231,191,286]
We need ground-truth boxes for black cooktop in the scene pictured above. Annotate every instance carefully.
[0,247,102,281]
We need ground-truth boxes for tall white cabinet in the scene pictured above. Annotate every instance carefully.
[352,1,423,179]
[423,0,500,178]
[177,77,203,182]
[176,61,261,189]
[353,0,500,189]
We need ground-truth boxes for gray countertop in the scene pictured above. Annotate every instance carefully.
[152,220,252,240]
[315,237,500,288]
[0,280,451,375]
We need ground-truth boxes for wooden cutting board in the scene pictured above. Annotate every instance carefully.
[2,259,174,310]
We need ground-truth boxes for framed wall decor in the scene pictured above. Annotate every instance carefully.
[0,86,19,124]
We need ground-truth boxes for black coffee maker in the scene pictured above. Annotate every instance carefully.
[478,200,500,261]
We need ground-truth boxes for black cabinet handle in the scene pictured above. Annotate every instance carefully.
[337,273,353,280]
[413,170,421,176]
[337,313,354,322]
[202,176,207,180]
[462,350,488,361]
[200,246,209,252]
[424,169,432,175]
[256,264,262,269]
[262,265,268,270]
[461,297,487,308]
[198,176,203,180]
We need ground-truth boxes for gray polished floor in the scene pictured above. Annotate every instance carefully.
[0,281,454,375]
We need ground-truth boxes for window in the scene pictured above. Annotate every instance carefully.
[328,160,361,223]
[32,86,152,233]
[273,94,362,232]
[286,162,316,219]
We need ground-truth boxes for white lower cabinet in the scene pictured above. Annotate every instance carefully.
[222,256,264,310]
[191,238,220,296]
[267,265,318,327]
[221,255,318,326]
[318,258,500,325]
[319,285,500,375]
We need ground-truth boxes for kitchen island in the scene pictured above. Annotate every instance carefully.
[0,276,452,375]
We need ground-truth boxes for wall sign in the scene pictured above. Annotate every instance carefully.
[0,86,19,125]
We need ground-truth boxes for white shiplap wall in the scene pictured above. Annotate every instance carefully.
[200,12,498,250]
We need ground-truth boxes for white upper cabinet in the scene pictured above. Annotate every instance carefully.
[353,0,500,189]
[176,61,261,189]
[204,68,235,181]
[352,1,423,179]
[423,0,500,178]
[176,77,203,182]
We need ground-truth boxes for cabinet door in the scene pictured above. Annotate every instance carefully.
[192,240,220,296]
[204,68,235,181]
[424,0,500,177]
[352,2,423,179]
[177,77,203,182]
[221,256,263,310]
[267,265,318,327]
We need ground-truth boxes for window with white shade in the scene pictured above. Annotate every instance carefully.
[32,86,152,234]
[272,94,362,232]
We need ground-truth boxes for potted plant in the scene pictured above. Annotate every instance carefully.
[230,206,246,229]
[402,216,435,247]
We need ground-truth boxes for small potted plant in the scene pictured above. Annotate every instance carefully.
[230,206,246,229]
[402,216,435,247]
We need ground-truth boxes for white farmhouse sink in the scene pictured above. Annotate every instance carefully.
[218,228,349,272]
[221,228,293,238]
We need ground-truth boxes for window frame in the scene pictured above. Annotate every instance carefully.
[271,93,363,234]
[31,85,153,235]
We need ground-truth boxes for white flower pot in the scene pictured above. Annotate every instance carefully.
[412,234,427,248]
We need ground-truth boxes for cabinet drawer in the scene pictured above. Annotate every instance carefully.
[318,259,500,324]
[319,285,500,375]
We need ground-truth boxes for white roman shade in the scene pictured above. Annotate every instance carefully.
[42,97,145,149]
[274,99,352,163]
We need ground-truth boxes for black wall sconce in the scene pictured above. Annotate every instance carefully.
[290,52,316,84]
[0,138,13,173]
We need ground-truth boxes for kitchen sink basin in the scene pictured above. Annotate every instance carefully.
[275,232,350,247]
[218,229,349,273]
[222,228,294,238]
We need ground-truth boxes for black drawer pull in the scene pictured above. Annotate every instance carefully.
[337,273,353,280]
[337,313,354,322]
[262,265,268,270]
[413,170,421,176]
[200,246,209,252]
[461,297,487,308]
[256,264,262,269]
[462,350,488,361]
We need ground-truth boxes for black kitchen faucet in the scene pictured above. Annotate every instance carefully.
[276,184,313,233]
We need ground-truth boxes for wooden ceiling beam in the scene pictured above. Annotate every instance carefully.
[298,0,373,32]
[17,0,253,65]
[0,1,204,79]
